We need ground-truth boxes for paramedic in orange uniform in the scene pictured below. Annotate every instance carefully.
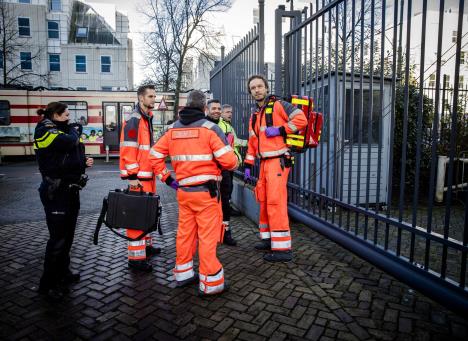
[244,75,307,262]
[119,85,161,272]
[149,90,238,295]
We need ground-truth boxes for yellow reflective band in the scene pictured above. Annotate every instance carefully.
[287,134,304,140]
[265,107,273,114]
[291,98,309,106]
[35,132,51,142]
[34,132,60,149]
[286,138,305,147]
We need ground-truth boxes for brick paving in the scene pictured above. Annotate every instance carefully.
[0,183,467,340]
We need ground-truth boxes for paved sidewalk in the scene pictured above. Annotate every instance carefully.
[0,184,467,340]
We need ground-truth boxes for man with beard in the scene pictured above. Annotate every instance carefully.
[119,85,161,272]
[149,90,238,295]
[244,75,307,262]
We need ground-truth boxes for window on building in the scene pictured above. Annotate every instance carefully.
[18,17,30,36]
[452,31,457,43]
[75,55,86,72]
[101,86,112,91]
[76,27,88,38]
[49,54,60,72]
[76,87,87,91]
[459,75,464,89]
[47,21,59,39]
[19,0,31,3]
[62,101,88,124]
[429,74,436,88]
[0,101,11,126]
[101,56,111,73]
[50,0,61,11]
[461,51,465,65]
[444,75,450,88]
[20,52,32,70]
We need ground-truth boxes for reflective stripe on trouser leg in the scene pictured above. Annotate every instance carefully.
[264,158,291,250]
[270,230,292,251]
[259,222,270,240]
[199,267,224,294]
[127,233,146,260]
[173,260,195,281]
[257,161,270,240]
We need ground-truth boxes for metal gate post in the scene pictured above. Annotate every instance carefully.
[258,0,265,74]
[220,46,225,103]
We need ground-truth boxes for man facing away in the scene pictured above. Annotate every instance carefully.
[149,90,238,295]
[216,103,248,246]
[119,85,161,272]
[244,75,307,262]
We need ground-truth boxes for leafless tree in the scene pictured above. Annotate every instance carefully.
[0,0,49,87]
[140,0,231,116]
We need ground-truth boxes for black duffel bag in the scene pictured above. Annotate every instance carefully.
[93,187,162,245]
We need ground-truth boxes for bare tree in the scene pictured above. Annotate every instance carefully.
[0,0,49,87]
[141,0,231,116]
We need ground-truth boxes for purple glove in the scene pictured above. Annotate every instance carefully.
[170,180,179,190]
[244,168,252,182]
[265,126,281,137]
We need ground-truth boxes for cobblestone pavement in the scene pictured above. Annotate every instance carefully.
[1,183,467,340]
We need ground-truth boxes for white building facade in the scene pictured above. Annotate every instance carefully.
[1,0,133,90]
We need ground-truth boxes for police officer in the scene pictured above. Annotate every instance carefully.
[34,102,93,299]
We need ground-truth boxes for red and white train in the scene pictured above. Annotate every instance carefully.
[0,89,187,157]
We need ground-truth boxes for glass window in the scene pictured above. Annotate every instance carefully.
[0,101,11,125]
[345,89,381,144]
[20,52,31,70]
[18,17,30,36]
[47,21,59,39]
[104,104,117,131]
[101,86,112,91]
[75,55,86,72]
[62,101,88,125]
[50,0,61,11]
[76,27,87,38]
[19,0,31,3]
[101,56,111,73]
[49,54,60,72]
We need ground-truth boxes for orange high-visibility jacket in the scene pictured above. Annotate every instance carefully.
[245,99,307,165]
[149,119,238,186]
[119,105,154,180]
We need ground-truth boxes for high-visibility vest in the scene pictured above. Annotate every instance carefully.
[218,118,247,163]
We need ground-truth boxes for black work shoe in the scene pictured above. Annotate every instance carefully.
[198,281,230,297]
[176,272,198,287]
[263,250,293,263]
[223,230,237,246]
[62,272,80,285]
[128,260,153,272]
[230,206,242,216]
[146,246,161,258]
[254,239,271,251]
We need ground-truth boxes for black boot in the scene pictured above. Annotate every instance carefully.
[62,271,80,285]
[263,250,293,263]
[146,245,161,258]
[223,230,237,246]
[254,239,271,251]
[38,281,67,301]
[128,260,153,272]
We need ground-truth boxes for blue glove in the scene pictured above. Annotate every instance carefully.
[265,126,281,137]
[170,180,179,190]
[244,168,252,182]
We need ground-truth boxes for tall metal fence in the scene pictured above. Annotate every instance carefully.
[210,0,468,314]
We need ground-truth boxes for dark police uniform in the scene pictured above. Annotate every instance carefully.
[34,118,87,292]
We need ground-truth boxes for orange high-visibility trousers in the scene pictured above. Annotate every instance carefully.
[126,179,156,260]
[173,189,225,294]
[255,158,292,251]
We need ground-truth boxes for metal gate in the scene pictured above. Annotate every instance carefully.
[210,0,468,315]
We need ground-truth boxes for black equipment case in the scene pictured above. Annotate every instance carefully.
[93,188,162,244]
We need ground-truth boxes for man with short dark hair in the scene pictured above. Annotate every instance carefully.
[119,84,161,272]
[149,90,238,295]
[244,74,308,262]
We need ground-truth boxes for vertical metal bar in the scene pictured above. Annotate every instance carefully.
[410,0,428,263]
[303,8,308,195]
[319,0,325,219]
[441,0,464,279]
[285,35,290,98]
[258,0,265,74]
[275,6,285,96]
[375,0,386,245]
[460,187,468,287]
[355,0,365,236]
[308,3,314,197]
[339,0,347,229]
[332,2,339,225]
[326,3,332,222]
[396,0,412,258]
[313,0,319,212]
[221,46,225,103]
[386,0,399,250]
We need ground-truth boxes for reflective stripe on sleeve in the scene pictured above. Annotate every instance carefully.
[171,154,213,161]
[150,149,166,158]
[213,145,233,158]
[137,171,153,178]
[139,144,151,150]
[287,121,298,132]
[125,163,139,170]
